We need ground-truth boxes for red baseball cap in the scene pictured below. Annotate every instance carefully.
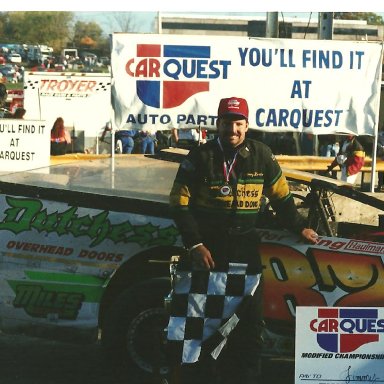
[217,97,249,120]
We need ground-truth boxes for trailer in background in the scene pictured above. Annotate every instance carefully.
[61,48,78,62]
[27,45,54,65]
[23,71,112,154]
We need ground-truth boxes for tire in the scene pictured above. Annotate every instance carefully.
[101,278,171,378]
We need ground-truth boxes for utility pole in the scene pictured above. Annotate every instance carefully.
[266,12,279,37]
[313,13,334,156]
[157,12,162,34]
[318,12,334,40]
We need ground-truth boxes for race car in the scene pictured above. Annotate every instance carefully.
[0,149,383,381]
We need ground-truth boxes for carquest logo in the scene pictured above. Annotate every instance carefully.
[310,308,384,353]
[125,44,231,108]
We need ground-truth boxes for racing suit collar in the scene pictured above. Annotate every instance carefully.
[238,140,251,158]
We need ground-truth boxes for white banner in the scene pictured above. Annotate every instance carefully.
[0,119,49,171]
[111,34,383,135]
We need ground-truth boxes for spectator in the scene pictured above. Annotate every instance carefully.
[50,117,71,156]
[0,83,7,117]
[171,128,204,149]
[13,107,26,119]
[319,135,339,157]
[327,134,365,184]
[155,130,171,150]
[139,129,156,154]
[300,133,315,155]
[377,131,384,190]
[115,130,138,154]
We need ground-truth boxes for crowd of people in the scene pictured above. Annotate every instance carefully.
[113,129,158,155]
[3,112,375,186]
[111,127,209,155]
[0,81,374,186]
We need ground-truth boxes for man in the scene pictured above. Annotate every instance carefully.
[139,129,156,154]
[168,97,318,383]
[327,134,365,184]
[115,129,137,154]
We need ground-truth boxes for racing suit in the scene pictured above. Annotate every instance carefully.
[170,137,306,263]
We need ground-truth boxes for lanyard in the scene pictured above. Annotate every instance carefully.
[217,138,238,183]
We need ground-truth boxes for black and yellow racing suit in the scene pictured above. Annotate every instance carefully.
[170,137,305,269]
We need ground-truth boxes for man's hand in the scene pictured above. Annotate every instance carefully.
[190,244,215,270]
[301,228,319,244]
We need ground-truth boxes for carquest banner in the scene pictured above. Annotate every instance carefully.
[111,33,383,135]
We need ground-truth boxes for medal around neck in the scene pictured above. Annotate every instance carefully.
[220,184,232,196]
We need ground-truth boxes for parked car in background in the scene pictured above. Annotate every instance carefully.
[7,53,22,64]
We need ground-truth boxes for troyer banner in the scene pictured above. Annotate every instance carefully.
[111,34,383,135]
[23,71,112,150]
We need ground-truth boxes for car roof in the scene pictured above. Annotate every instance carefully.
[0,154,178,204]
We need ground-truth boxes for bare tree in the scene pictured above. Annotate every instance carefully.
[107,12,138,33]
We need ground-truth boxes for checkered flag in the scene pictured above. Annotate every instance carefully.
[167,262,261,364]
[95,81,111,91]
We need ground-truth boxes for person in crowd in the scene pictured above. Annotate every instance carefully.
[139,129,156,154]
[167,96,318,384]
[300,133,315,155]
[155,130,171,150]
[376,131,384,190]
[319,135,339,157]
[0,83,7,118]
[327,134,365,184]
[50,117,71,156]
[115,130,138,154]
[12,107,26,119]
[171,127,205,149]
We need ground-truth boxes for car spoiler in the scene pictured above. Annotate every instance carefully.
[154,148,384,212]
[283,168,384,212]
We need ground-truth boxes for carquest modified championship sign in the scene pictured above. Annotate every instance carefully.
[295,307,384,384]
[111,34,383,135]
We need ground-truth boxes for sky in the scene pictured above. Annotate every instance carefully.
[6,0,384,12]
[75,12,158,35]
[4,1,384,36]
[74,12,310,35]
[75,11,384,36]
